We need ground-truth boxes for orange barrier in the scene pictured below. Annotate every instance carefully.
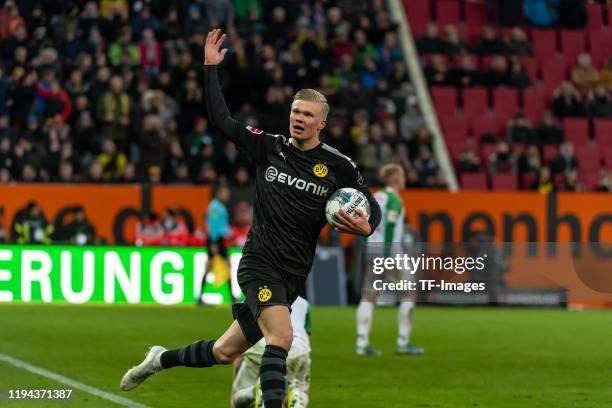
[0,185,610,244]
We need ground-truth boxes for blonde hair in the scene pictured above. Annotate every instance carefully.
[379,163,404,185]
[293,89,329,118]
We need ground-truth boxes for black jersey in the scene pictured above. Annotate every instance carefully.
[204,66,381,278]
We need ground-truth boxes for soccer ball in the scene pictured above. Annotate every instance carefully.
[325,188,370,225]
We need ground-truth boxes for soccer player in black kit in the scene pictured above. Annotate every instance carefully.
[121,29,381,407]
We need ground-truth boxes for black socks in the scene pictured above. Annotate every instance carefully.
[259,344,288,408]
[160,339,217,369]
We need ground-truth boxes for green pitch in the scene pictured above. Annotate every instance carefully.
[0,304,610,407]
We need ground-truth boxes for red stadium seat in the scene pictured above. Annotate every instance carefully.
[563,118,590,146]
[472,116,501,138]
[588,31,612,68]
[431,86,458,117]
[532,29,558,62]
[465,1,488,42]
[522,88,546,123]
[560,30,586,66]
[594,119,612,147]
[576,145,602,171]
[541,58,567,95]
[605,147,612,169]
[404,0,431,35]
[493,88,519,119]
[480,143,498,165]
[512,143,526,156]
[440,115,470,142]
[460,173,488,190]
[543,145,559,165]
[436,0,461,27]
[582,171,600,191]
[586,2,604,32]
[491,173,518,191]
[521,172,536,190]
[462,87,489,116]
[519,57,539,82]
[479,55,494,71]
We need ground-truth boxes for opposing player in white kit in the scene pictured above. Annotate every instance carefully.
[232,296,311,408]
[355,164,424,356]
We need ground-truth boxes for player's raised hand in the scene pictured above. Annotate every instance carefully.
[331,209,371,236]
[204,28,228,65]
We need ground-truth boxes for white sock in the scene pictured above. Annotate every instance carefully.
[356,301,374,348]
[397,301,415,347]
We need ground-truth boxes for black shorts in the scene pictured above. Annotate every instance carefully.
[232,266,306,345]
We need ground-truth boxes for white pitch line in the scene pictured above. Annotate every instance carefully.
[0,353,151,408]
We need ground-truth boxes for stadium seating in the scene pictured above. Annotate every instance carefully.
[412,0,611,191]
[460,173,488,190]
[491,173,518,191]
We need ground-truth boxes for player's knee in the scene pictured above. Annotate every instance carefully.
[266,328,293,350]
[362,291,378,303]
[212,339,240,365]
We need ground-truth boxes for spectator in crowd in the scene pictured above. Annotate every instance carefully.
[450,54,480,88]
[413,146,439,185]
[97,75,132,149]
[135,212,164,246]
[12,201,53,244]
[571,53,600,94]
[537,111,564,144]
[475,25,505,55]
[508,58,532,89]
[601,58,612,87]
[596,170,612,192]
[61,206,97,245]
[162,208,189,246]
[358,123,393,181]
[424,54,451,86]
[488,140,514,173]
[0,134,13,174]
[551,82,585,117]
[458,139,482,173]
[399,99,426,139]
[98,139,128,181]
[504,27,533,56]
[506,113,538,145]
[586,85,612,118]
[441,25,467,57]
[108,26,140,67]
[482,55,511,88]
[523,0,559,27]
[416,23,443,55]
[138,28,162,75]
[0,1,441,190]
[138,115,166,179]
[532,166,555,193]
[559,168,585,192]
[552,141,578,174]
[517,144,542,175]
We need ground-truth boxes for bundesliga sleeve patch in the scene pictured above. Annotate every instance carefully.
[246,125,264,135]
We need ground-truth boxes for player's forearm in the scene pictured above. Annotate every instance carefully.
[366,193,382,236]
[203,65,239,141]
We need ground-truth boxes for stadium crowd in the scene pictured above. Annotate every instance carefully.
[418,0,612,192]
[0,0,446,189]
